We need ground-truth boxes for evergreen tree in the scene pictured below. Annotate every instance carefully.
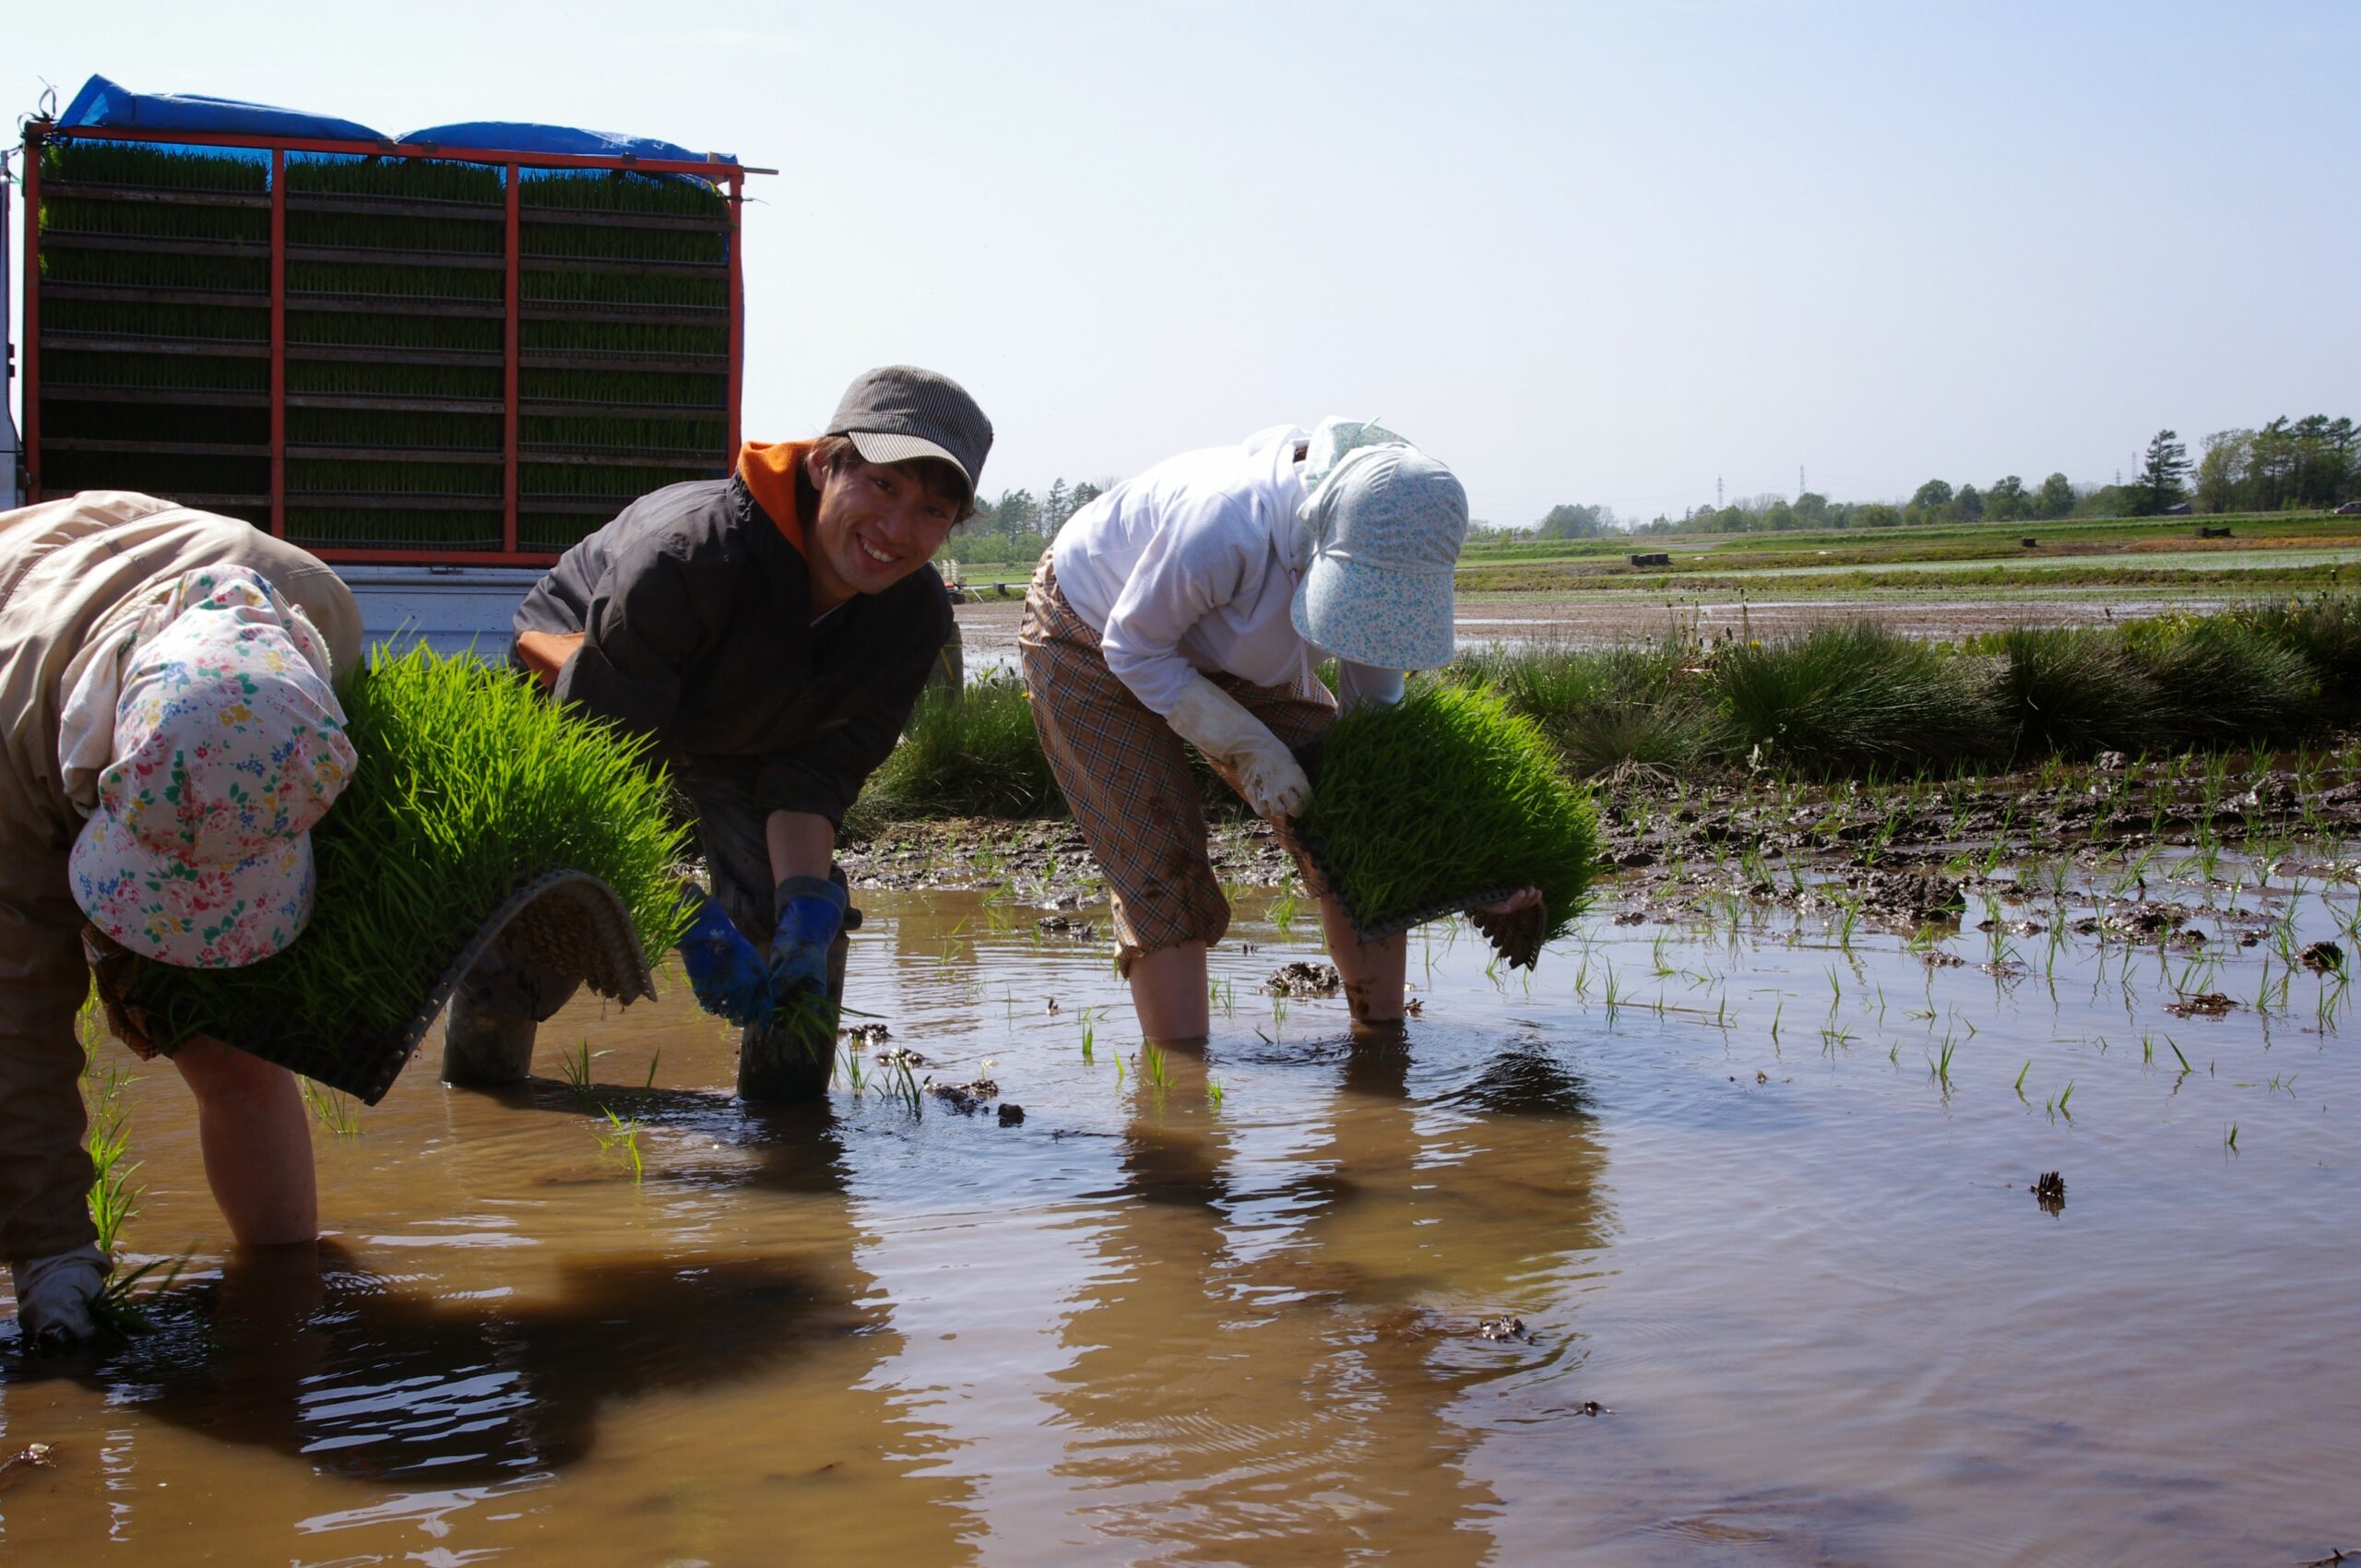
[2138,429,2190,515]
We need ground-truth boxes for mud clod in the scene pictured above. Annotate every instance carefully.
[1266,962,1343,997]
[924,1076,999,1113]
[997,1103,1026,1126]
[1477,1315,1529,1342]
[2300,941,2346,974]
[2164,992,2237,1018]
[846,1022,892,1047]
[2032,1170,2067,1216]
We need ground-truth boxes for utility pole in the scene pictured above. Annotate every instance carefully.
[1716,474,1724,507]
[1797,465,1806,499]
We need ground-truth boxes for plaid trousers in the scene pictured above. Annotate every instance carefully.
[1017,558,1335,970]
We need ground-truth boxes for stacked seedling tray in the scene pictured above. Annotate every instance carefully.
[33,140,275,523]
[23,119,745,565]
[516,170,732,552]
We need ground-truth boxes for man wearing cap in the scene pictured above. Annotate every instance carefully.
[1019,419,1536,1044]
[491,364,991,1099]
[0,492,364,1348]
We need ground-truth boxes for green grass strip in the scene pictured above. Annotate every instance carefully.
[124,646,690,1056]
[843,673,1062,833]
[1297,683,1601,944]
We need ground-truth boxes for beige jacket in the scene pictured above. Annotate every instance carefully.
[0,493,363,1263]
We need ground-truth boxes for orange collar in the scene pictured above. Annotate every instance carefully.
[737,441,812,552]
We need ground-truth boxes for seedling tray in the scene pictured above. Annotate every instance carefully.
[89,867,652,1103]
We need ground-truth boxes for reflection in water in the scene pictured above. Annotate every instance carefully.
[1050,1028,1612,1565]
[60,1241,847,1482]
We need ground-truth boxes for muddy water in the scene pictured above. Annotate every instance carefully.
[4,865,2356,1564]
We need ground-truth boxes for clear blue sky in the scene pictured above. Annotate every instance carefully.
[11,1,2356,525]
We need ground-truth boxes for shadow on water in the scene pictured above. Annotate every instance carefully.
[20,1239,864,1485]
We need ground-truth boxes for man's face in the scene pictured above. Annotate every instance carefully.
[802,450,960,611]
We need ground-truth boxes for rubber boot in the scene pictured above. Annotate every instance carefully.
[738,875,859,1103]
[440,944,582,1087]
[440,988,539,1087]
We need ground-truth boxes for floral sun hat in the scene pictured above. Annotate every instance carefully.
[1291,420,1469,671]
[67,567,358,968]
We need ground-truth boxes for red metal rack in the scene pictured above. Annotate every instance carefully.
[20,119,748,566]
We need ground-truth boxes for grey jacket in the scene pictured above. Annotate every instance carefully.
[511,474,950,828]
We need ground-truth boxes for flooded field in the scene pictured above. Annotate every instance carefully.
[5,804,2357,1563]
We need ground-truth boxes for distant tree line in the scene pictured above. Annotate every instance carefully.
[1517,411,2353,539]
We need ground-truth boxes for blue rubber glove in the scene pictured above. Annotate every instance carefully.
[768,875,848,1004]
[677,885,771,1025]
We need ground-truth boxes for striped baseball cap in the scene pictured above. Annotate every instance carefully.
[824,365,993,503]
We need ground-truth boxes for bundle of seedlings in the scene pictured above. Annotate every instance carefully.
[104,647,690,1101]
[1293,683,1601,968]
[843,672,1064,833]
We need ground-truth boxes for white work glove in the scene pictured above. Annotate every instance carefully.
[1166,676,1311,820]
[12,1244,108,1348]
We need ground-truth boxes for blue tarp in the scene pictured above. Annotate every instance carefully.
[399,122,735,167]
[53,76,736,167]
[59,74,388,143]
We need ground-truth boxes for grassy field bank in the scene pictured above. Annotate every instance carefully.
[848,597,2361,833]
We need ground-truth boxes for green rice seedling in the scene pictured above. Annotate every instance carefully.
[519,413,728,453]
[522,367,726,408]
[286,508,504,552]
[291,407,502,450]
[43,297,267,343]
[122,646,689,1068]
[42,139,267,192]
[1296,683,1600,954]
[2014,1059,2032,1099]
[1271,885,1300,938]
[290,210,503,255]
[644,1049,661,1090]
[520,170,730,219]
[1711,623,2001,777]
[286,154,504,206]
[522,317,730,357]
[288,360,500,399]
[82,1062,141,1255]
[288,458,503,497]
[42,348,268,393]
[521,463,712,497]
[523,222,727,266]
[843,673,1063,830]
[301,1078,361,1135]
[559,1041,597,1097]
[524,270,728,309]
[1931,1035,1957,1089]
[1143,1040,1173,1089]
[290,311,500,351]
[40,244,268,294]
[593,1104,646,1182]
[2225,1122,2238,1153]
[289,259,503,301]
[1206,1080,1225,1105]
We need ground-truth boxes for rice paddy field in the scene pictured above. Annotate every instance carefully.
[33,137,734,554]
[6,600,2359,1562]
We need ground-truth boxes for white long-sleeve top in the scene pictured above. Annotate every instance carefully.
[1050,425,1404,717]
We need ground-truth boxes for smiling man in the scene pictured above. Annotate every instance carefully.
[487,365,991,1099]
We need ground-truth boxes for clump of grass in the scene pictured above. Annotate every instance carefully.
[1991,627,2169,759]
[1711,623,1999,776]
[1297,682,1600,947]
[2139,616,2320,747]
[1454,641,1713,775]
[2234,595,2361,705]
[845,672,1064,831]
[123,646,690,1062]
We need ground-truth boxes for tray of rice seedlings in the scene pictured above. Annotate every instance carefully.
[95,647,690,1103]
[1290,682,1601,968]
[520,412,727,457]
[285,507,504,552]
[41,139,269,196]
